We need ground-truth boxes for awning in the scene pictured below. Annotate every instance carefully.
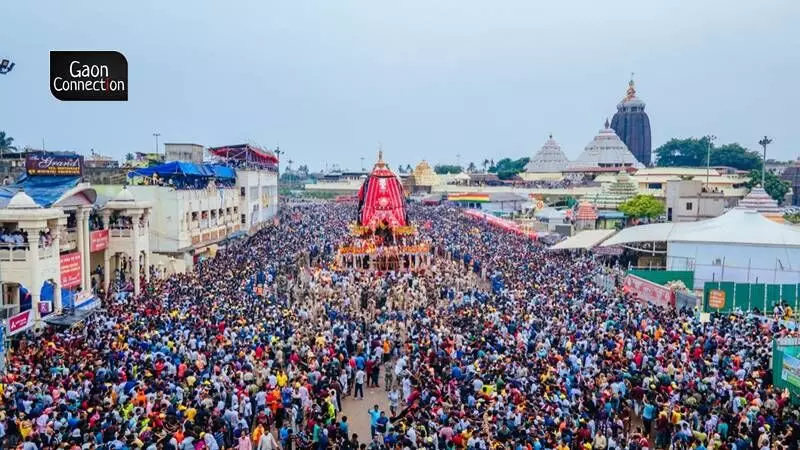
[600,222,676,247]
[550,229,617,250]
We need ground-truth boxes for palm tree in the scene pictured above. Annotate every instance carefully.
[482,159,490,172]
[467,162,477,173]
[125,152,134,162]
[0,131,17,155]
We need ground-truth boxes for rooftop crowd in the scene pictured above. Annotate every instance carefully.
[0,202,798,450]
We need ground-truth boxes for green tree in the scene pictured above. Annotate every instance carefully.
[481,159,490,172]
[433,164,463,174]
[654,137,711,167]
[709,143,762,171]
[488,157,530,179]
[745,170,790,204]
[618,194,665,219]
[125,152,134,162]
[0,131,16,152]
[467,162,476,173]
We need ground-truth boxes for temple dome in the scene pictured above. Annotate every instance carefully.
[7,190,40,209]
[590,171,639,209]
[570,120,643,169]
[410,160,439,186]
[525,135,570,173]
[113,186,136,202]
[739,185,784,222]
[611,77,652,167]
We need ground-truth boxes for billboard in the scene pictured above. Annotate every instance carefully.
[623,274,675,309]
[60,252,82,288]
[782,354,800,389]
[7,309,33,336]
[90,229,109,252]
[708,289,726,309]
[25,152,83,176]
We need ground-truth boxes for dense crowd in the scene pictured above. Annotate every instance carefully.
[0,202,798,450]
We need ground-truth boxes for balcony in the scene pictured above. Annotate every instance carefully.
[0,243,56,262]
[61,228,78,251]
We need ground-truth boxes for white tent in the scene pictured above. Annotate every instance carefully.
[550,229,617,250]
[602,208,800,288]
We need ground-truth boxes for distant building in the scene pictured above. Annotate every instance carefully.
[782,159,800,206]
[570,119,643,170]
[84,150,119,169]
[665,179,724,222]
[165,143,204,164]
[525,135,570,173]
[610,77,652,166]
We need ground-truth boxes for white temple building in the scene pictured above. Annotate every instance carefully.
[570,120,644,170]
[525,135,571,173]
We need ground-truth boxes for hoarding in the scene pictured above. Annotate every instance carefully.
[25,153,83,176]
[60,252,82,288]
[623,274,675,309]
[7,309,33,336]
[708,289,726,309]
[89,229,109,252]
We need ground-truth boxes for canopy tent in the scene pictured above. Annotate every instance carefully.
[128,161,214,178]
[0,175,82,208]
[550,229,617,250]
[204,164,236,181]
[602,208,800,248]
[464,209,536,238]
[208,144,279,169]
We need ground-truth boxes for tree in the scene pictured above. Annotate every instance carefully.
[654,137,711,167]
[710,143,762,171]
[0,131,16,152]
[125,152,134,162]
[482,159,490,172]
[467,162,476,173]
[618,194,665,219]
[488,157,530,180]
[433,164,463,174]
[745,169,790,204]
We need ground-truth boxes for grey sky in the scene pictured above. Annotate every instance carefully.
[2,0,798,171]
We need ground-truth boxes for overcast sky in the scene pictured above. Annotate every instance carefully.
[2,0,798,171]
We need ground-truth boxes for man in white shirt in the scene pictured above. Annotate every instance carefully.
[354,369,366,399]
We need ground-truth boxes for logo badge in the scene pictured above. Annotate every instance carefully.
[50,51,128,101]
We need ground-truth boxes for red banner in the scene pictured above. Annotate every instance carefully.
[623,274,675,309]
[8,309,33,336]
[90,229,109,252]
[60,252,82,288]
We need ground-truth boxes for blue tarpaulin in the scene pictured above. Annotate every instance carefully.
[128,161,216,178]
[205,164,236,180]
[0,174,81,208]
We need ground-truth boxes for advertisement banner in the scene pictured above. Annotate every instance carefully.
[708,289,726,309]
[90,229,109,252]
[25,152,83,176]
[60,252,82,288]
[781,354,800,390]
[8,309,33,336]
[623,274,675,309]
[74,291,97,309]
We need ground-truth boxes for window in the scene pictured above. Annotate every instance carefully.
[685,202,693,211]
[191,212,198,221]
[647,183,662,190]
[240,187,245,197]
[667,207,672,221]
[233,206,238,214]
[241,214,246,225]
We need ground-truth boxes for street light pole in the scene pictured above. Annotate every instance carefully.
[152,133,161,157]
[758,136,772,187]
[705,134,716,189]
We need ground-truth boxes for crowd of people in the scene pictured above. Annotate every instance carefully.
[0,201,799,450]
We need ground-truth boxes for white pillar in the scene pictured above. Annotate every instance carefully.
[52,228,63,314]
[81,208,91,292]
[132,214,141,295]
[26,228,42,322]
[143,211,150,282]
[102,211,111,291]
[75,211,86,290]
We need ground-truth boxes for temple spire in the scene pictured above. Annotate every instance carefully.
[604,117,610,129]
[626,73,637,99]
[375,143,386,168]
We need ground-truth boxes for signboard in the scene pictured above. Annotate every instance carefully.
[623,274,675,309]
[60,252,82,288]
[25,152,83,176]
[781,354,800,390]
[708,289,726,309]
[89,229,109,252]
[7,309,33,336]
[38,301,52,315]
[699,312,711,323]
[593,246,623,256]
